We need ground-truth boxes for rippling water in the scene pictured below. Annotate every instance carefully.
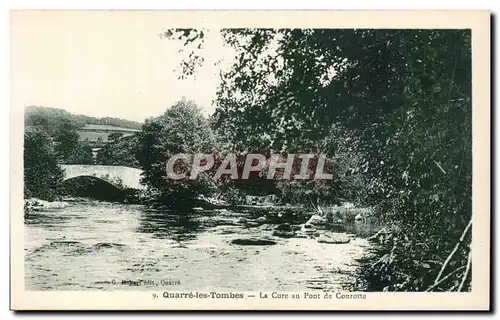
[25,199,371,291]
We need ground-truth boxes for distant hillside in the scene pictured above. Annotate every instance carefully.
[25,106,143,131]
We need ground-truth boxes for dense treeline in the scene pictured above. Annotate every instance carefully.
[165,29,472,292]
[25,106,142,131]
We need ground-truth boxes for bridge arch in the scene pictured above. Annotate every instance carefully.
[62,174,123,189]
[61,175,125,200]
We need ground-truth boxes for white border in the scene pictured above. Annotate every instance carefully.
[3,2,496,319]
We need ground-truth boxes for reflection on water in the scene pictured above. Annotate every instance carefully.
[25,199,375,291]
[136,210,203,242]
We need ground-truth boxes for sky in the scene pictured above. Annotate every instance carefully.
[11,11,235,122]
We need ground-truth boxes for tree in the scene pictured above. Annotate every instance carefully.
[136,100,218,207]
[24,130,64,200]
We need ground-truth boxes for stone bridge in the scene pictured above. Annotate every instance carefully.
[61,165,144,190]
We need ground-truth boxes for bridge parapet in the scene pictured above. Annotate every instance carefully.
[61,165,144,190]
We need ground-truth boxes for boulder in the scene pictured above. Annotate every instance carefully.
[24,199,40,209]
[271,223,296,238]
[317,232,351,244]
[293,233,309,239]
[272,230,296,238]
[305,214,327,227]
[273,223,296,238]
[258,224,275,231]
[48,201,69,209]
[25,199,70,211]
[274,223,292,231]
[300,223,316,234]
[300,214,327,235]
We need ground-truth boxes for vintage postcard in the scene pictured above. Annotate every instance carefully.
[10,10,490,310]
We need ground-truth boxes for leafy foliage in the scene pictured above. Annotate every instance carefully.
[96,135,141,168]
[52,119,93,164]
[24,130,64,200]
[136,100,218,207]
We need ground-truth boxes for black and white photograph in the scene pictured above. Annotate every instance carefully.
[10,10,490,310]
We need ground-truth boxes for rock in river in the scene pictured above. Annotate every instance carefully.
[317,232,352,244]
[300,223,316,235]
[25,198,70,211]
[258,224,275,231]
[305,214,327,227]
[272,224,296,238]
[231,238,277,246]
[275,223,293,231]
[256,216,267,223]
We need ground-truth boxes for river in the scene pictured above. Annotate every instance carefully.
[25,199,373,292]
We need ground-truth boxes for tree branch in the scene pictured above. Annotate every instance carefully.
[433,219,472,285]
[457,250,472,292]
[425,266,466,292]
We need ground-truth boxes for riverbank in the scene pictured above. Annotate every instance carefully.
[24,198,71,212]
